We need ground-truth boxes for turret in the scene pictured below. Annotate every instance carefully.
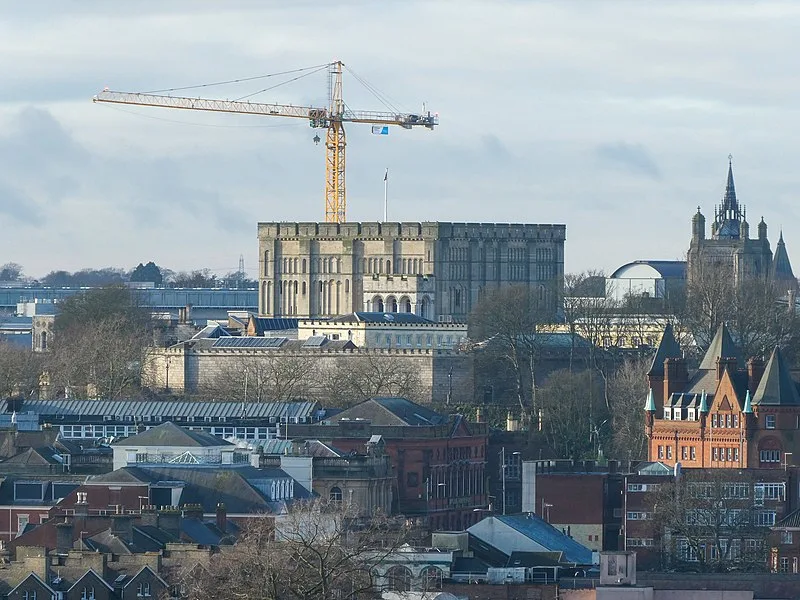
[758,216,768,241]
[740,212,749,240]
[692,207,706,241]
[699,389,709,429]
[644,388,656,431]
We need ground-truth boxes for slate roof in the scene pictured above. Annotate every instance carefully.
[329,397,447,427]
[249,317,299,334]
[647,323,682,377]
[112,422,232,448]
[698,323,744,370]
[752,346,800,406]
[327,312,435,324]
[773,232,796,283]
[493,515,593,565]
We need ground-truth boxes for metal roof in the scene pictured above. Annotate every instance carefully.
[609,260,687,280]
[213,337,287,348]
[17,399,319,419]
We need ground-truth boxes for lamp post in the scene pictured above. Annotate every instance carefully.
[542,501,553,523]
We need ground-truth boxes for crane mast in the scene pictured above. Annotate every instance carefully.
[93,60,437,223]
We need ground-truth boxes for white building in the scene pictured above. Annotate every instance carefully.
[605,260,686,302]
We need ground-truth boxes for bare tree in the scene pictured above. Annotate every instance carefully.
[0,342,42,399]
[537,369,609,459]
[185,498,410,600]
[648,469,771,573]
[320,354,425,408]
[468,285,553,416]
[607,358,649,461]
[198,354,316,402]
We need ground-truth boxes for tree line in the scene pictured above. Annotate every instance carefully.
[0,261,257,288]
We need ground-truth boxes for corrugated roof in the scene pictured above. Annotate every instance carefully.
[18,399,319,420]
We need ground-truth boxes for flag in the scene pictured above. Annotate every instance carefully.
[372,126,389,135]
[384,169,388,182]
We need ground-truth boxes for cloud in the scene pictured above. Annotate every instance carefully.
[595,142,661,180]
[0,180,41,224]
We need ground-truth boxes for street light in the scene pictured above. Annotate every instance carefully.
[501,448,521,516]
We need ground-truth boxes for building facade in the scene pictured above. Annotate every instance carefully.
[257,221,566,321]
[645,323,800,469]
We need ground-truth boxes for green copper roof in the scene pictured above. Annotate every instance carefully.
[699,390,709,413]
[742,389,753,414]
[644,388,656,412]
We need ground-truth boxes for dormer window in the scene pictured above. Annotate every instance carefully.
[663,408,672,420]
[688,409,696,421]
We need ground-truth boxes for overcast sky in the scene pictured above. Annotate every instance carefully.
[2,1,799,280]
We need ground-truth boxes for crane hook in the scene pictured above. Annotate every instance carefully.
[313,134,321,145]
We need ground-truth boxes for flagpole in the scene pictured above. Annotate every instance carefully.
[383,168,388,222]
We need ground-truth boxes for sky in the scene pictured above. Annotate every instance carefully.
[2,1,800,280]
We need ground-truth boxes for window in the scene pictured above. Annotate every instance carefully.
[677,538,698,562]
[627,538,654,547]
[421,566,443,591]
[658,446,664,459]
[137,582,151,597]
[682,446,688,460]
[23,591,36,600]
[81,587,96,600]
[663,408,672,420]
[755,483,784,500]
[712,414,718,428]
[756,511,776,526]
[17,514,29,533]
[782,530,793,544]
[386,566,413,592]
[329,487,343,503]
[666,446,673,460]
[733,415,739,428]
[713,448,718,461]
[690,447,696,460]
[760,450,781,463]
[626,511,651,520]
[780,557,790,573]
[766,415,776,429]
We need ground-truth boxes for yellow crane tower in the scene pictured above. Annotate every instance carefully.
[93,61,438,223]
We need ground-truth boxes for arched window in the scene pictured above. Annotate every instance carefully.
[387,259,392,274]
[302,281,307,295]
[302,258,307,273]
[345,279,350,293]
[373,296,384,312]
[421,566,443,591]
[329,487,343,503]
[388,297,398,312]
[401,297,412,313]
[293,258,298,273]
[40,331,48,351]
[386,566,413,592]
[263,251,270,276]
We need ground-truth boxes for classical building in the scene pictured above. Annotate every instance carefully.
[644,323,800,469]
[257,221,566,321]
[687,159,796,290]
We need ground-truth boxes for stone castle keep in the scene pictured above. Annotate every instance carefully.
[257,221,566,321]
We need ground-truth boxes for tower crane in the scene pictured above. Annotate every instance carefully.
[93,61,438,223]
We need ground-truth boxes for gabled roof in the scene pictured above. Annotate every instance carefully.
[647,323,682,377]
[8,573,56,596]
[698,323,743,371]
[752,346,800,406]
[330,397,447,427]
[66,569,114,593]
[122,565,168,589]
[1,446,63,466]
[776,507,800,529]
[112,422,232,448]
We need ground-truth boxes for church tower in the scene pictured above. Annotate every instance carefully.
[688,157,776,286]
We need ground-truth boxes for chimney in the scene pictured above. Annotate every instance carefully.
[74,491,89,517]
[56,521,73,553]
[157,507,182,538]
[717,357,738,382]
[747,357,765,395]
[110,514,135,544]
[216,503,227,532]
[663,358,688,401]
[183,503,204,520]
[475,407,484,423]
[140,505,158,527]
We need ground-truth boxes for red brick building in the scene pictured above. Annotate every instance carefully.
[284,397,488,530]
[645,323,800,469]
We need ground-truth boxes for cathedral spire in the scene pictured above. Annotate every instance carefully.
[713,155,742,239]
